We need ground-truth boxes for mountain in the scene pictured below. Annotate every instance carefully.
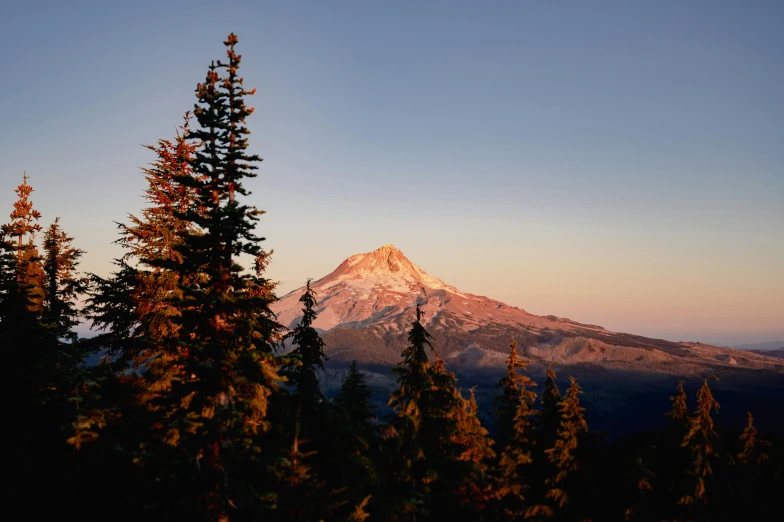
[751,349,784,360]
[273,245,783,377]
[735,341,784,352]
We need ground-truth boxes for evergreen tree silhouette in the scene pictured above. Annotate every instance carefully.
[335,361,381,520]
[336,360,376,426]
[388,304,435,520]
[539,363,562,450]
[284,278,328,399]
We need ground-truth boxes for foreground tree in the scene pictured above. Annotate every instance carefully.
[135,33,284,521]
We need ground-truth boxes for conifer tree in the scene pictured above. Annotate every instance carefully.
[668,380,689,424]
[679,377,721,507]
[268,403,335,522]
[494,338,537,446]
[134,33,283,520]
[451,387,495,515]
[530,362,562,517]
[540,363,562,448]
[737,411,769,466]
[87,114,201,364]
[646,379,693,521]
[1,176,89,516]
[40,217,88,415]
[545,376,588,513]
[390,304,434,430]
[424,350,492,519]
[77,116,204,520]
[732,411,773,521]
[0,174,48,403]
[336,360,376,426]
[1,173,45,313]
[335,361,381,519]
[492,338,541,519]
[284,279,328,400]
[388,304,435,519]
[42,218,85,343]
[275,279,350,521]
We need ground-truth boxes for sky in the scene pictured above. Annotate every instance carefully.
[0,1,782,346]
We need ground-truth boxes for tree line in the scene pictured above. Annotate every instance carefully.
[1,33,781,522]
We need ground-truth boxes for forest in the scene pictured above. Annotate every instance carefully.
[1,34,781,522]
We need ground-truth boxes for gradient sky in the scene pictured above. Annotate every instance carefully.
[1,1,782,345]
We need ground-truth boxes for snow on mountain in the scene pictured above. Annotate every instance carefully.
[275,244,583,333]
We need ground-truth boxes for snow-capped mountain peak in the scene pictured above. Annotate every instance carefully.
[271,244,784,374]
[273,244,475,331]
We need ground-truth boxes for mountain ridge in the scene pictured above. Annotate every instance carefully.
[272,244,784,376]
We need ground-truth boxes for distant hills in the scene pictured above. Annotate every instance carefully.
[734,341,784,352]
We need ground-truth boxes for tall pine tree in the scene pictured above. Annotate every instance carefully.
[138,33,284,521]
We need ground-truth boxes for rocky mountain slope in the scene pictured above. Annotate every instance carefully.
[272,244,783,377]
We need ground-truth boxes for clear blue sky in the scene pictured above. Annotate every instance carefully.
[1,1,782,345]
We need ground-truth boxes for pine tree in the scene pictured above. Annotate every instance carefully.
[388,304,435,519]
[530,362,562,517]
[0,174,48,404]
[646,379,693,522]
[335,361,380,519]
[540,363,562,449]
[451,388,495,515]
[423,350,492,519]
[42,218,85,343]
[87,114,201,364]
[40,217,88,414]
[284,279,328,400]
[545,376,588,513]
[336,360,376,426]
[733,411,773,521]
[679,377,721,507]
[1,173,45,313]
[268,404,335,522]
[136,33,284,520]
[737,411,768,466]
[492,338,540,520]
[390,304,434,431]
[668,380,689,423]
[1,176,89,517]
[275,279,349,521]
[494,338,537,446]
